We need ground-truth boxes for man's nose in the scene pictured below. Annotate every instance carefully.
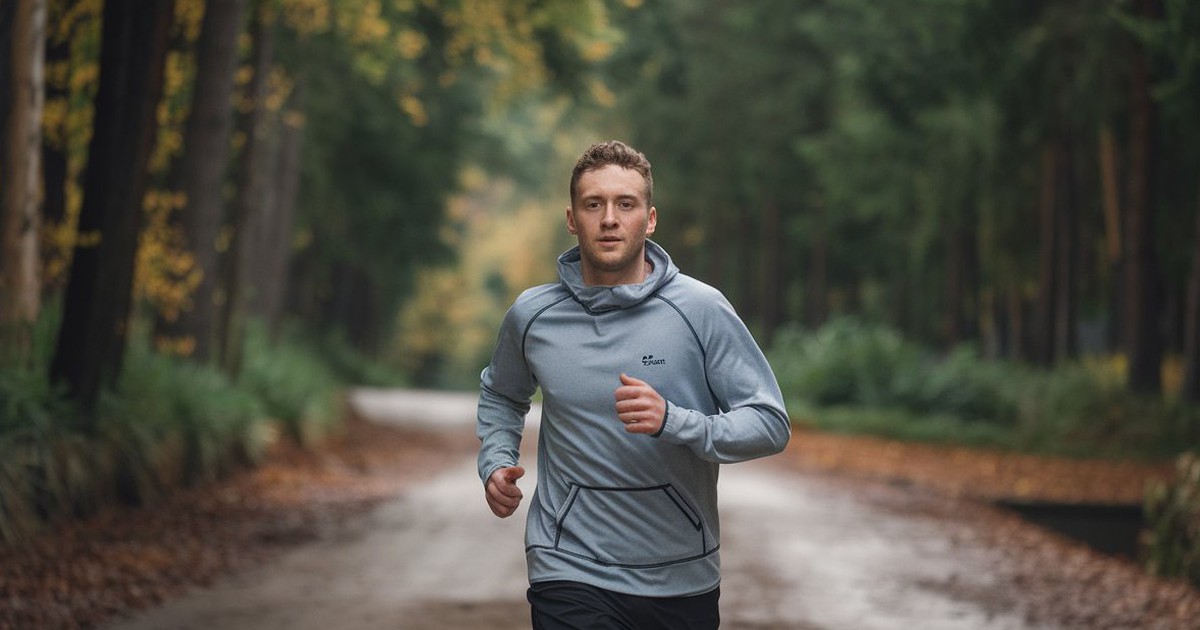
[601,203,619,225]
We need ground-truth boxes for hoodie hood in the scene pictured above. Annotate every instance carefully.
[557,239,679,313]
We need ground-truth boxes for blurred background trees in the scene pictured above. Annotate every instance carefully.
[1,0,1198,541]
[590,0,1199,403]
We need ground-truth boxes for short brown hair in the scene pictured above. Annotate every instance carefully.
[570,140,653,206]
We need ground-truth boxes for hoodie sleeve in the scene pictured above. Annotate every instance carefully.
[476,302,538,485]
[656,288,791,463]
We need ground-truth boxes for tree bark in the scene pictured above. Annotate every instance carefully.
[158,0,248,363]
[943,219,965,348]
[1033,143,1058,366]
[733,204,756,320]
[1053,138,1079,363]
[1123,0,1164,394]
[40,0,76,298]
[220,0,277,374]
[50,0,175,413]
[758,200,783,347]
[943,207,979,349]
[1006,285,1028,362]
[260,89,304,338]
[1181,177,1200,403]
[803,201,828,329]
[1098,125,1122,265]
[259,86,304,338]
[1,0,46,327]
[1098,124,1123,353]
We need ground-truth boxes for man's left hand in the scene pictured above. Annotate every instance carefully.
[615,373,666,435]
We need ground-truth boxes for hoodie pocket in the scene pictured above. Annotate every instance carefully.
[553,484,713,568]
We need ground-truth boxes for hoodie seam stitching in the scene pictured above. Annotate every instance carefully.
[522,295,573,360]
[652,294,724,412]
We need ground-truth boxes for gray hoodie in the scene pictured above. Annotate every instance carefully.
[477,240,790,597]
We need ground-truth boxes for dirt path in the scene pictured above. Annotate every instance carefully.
[717,466,1047,629]
[99,390,1196,629]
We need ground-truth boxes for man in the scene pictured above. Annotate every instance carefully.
[477,140,790,629]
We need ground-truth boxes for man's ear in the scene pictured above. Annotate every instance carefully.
[566,206,577,235]
[646,206,657,235]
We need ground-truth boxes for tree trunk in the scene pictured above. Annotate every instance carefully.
[942,208,979,349]
[1,0,46,328]
[943,219,965,348]
[159,0,248,363]
[704,206,727,297]
[731,203,756,320]
[1098,125,1122,266]
[261,89,304,338]
[40,0,74,297]
[330,263,380,354]
[1098,124,1123,353]
[1181,177,1200,403]
[1053,138,1079,363]
[1124,0,1164,394]
[220,0,276,374]
[0,4,11,222]
[50,0,175,414]
[1033,143,1058,366]
[1006,285,1027,362]
[983,288,1002,359]
[758,201,783,346]
[803,201,828,329]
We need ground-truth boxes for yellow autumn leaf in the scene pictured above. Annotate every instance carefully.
[395,28,427,59]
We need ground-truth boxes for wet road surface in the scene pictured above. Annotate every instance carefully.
[105,389,1052,629]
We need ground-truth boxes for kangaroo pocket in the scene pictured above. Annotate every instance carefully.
[553,484,712,568]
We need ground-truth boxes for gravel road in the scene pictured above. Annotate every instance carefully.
[104,389,1056,630]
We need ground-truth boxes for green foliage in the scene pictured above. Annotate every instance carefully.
[771,318,1200,459]
[285,0,614,354]
[0,423,101,545]
[109,342,268,489]
[1143,453,1200,587]
[0,313,100,543]
[788,404,1017,450]
[310,326,410,388]
[236,323,340,445]
[0,309,73,435]
[0,312,352,545]
[769,318,925,409]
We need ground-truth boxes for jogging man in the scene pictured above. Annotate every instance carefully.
[477,140,791,628]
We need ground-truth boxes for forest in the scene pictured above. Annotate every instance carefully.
[1,0,1199,578]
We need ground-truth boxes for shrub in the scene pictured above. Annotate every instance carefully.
[909,346,1021,426]
[0,312,362,545]
[236,323,339,446]
[0,313,104,544]
[1143,453,1200,587]
[106,341,269,488]
[769,318,1200,459]
[769,318,924,408]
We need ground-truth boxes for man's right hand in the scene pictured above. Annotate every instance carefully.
[485,465,526,518]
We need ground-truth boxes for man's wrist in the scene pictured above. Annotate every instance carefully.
[652,402,669,438]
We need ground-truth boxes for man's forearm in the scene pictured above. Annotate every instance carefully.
[657,401,791,463]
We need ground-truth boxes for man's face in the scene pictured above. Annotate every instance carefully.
[567,164,657,286]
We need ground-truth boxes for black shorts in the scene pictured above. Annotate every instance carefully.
[527,580,720,629]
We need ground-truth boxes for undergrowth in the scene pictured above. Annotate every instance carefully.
[0,316,381,545]
[769,317,1200,460]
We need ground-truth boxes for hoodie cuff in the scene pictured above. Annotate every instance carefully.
[652,401,670,438]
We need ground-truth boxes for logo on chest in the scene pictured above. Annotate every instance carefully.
[641,354,667,366]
